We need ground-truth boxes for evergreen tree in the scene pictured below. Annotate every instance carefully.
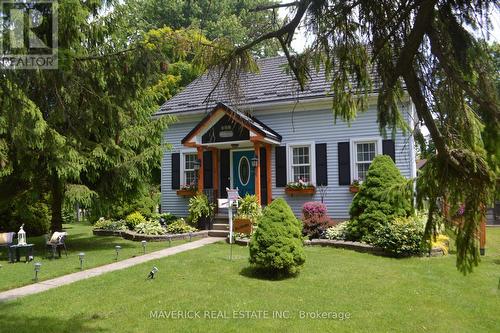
[249,198,305,276]
[0,1,209,231]
[205,0,499,273]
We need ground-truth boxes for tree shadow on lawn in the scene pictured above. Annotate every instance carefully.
[239,266,300,281]
[0,303,109,333]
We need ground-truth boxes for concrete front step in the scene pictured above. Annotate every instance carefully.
[208,230,229,237]
[213,223,230,231]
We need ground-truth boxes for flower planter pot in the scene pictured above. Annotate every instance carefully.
[285,187,316,196]
[176,189,196,197]
[349,185,359,193]
[233,218,253,235]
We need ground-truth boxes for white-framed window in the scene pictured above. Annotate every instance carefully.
[350,138,382,181]
[180,149,197,187]
[287,142,316,184]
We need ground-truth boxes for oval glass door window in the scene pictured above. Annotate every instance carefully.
[239,156,250,186]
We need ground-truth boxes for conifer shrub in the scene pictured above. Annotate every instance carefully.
[347,155,413,241]
[249,198,305,276]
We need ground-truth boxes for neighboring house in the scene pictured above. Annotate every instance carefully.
[154,56,417,219]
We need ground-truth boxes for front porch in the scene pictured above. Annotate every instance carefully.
[177,102,282,206]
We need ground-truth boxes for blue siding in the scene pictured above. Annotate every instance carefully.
[161,103,416,219]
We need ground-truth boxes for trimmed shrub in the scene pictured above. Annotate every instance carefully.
[370,216,425,256]
[302,201,327,218]
[166,218,196,234]
[325,222,348,240]
[249,198,305,276]
[135,220,165,235]
[348,155,413,241]
[302,202,333,239]
[93,218,127,231]
[125,211,146,230]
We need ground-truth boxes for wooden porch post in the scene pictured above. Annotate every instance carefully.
[265,144,272,205]
[197,146,204,193]
[254,142,261,204]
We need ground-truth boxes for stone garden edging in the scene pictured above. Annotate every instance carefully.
[233,238,445,257]
[93,229,209,242]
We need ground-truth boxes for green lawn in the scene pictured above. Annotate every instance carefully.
[0,222,186,291]
[0,228,499,333]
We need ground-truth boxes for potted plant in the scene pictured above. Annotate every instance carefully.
[188,193,214,230]
[176,183,197,197]
[234,194,262,235]
[349,180,360,193]
[285,178,316,196]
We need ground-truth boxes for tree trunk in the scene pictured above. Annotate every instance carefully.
[51,175,64,232]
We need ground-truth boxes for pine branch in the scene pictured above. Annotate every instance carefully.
[250,1,301,12]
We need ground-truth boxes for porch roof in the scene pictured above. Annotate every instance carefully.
[181,102,282,146]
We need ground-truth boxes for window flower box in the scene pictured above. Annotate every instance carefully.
[176,186,197,197]
[349,180,360,193]
[285,180,315,196]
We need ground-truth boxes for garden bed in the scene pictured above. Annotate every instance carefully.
[306,239,446,257]
[93,228,208,242]
[92,229,123,237]
[234,237,446,257]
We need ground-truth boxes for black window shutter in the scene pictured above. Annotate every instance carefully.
[220,149,230,198]
[203,150,213,189]
[315,143,328,186]
[382,139,396,162]
[338,142,351,185]
[171,153,180,190]
[260,147,267,204]
[275,146,287,187]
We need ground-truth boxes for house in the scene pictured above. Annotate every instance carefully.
[154,56,417,220]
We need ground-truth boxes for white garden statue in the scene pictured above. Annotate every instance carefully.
[17,224,26,245]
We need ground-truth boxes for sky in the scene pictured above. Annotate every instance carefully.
[279,2,500,52]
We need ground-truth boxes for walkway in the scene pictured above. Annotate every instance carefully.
[0,237,225,302]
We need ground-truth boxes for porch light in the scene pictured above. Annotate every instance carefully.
[251,156,259,168]
[193,159,201,171]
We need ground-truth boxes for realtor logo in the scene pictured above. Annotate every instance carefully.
[0,0,57,69]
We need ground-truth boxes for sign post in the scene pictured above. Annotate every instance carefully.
[219,188,239,261]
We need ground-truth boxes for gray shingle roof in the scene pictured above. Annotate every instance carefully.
[155,56,336,116]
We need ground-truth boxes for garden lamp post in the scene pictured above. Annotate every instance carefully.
[147,266,158,279]
[34,262,41,281]
[78,252,85,270]
[141,240,147,254]
[115,245,121,261]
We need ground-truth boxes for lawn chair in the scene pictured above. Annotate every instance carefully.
[0,232,15,261]
[45,232,68,259]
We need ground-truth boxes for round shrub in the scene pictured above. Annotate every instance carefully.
[249,198,306,276]
[125,211,146,230]
[302,201,327,218]
[348,155,413,241]
[371,216,425,256]
[301,201,333,239]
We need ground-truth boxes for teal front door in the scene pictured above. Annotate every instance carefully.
[232,150,255,196]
